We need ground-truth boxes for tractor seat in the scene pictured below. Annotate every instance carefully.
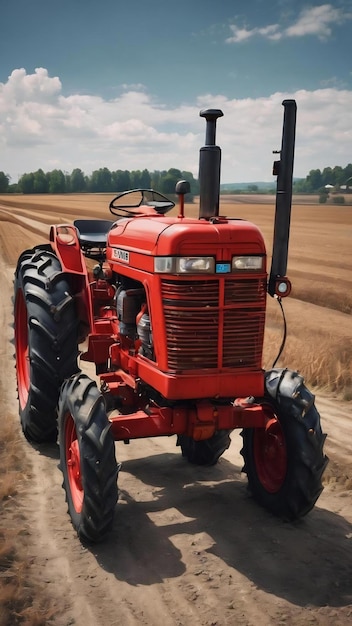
[74,219,115,248]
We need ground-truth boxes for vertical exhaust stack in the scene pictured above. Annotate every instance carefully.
[268,99,297,297]
[199,109,224,219]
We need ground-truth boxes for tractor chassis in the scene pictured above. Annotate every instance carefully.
[104,391,270,442]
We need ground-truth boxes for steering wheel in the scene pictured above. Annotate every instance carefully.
[109,189,175,217]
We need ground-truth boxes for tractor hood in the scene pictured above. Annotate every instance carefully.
[106,215,266,272]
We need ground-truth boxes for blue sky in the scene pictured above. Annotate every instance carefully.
[1,0,352,183]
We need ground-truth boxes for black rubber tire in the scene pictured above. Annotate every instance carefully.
[177,430,232,466]
[58,373,119,542]
[241,394,328,520]
[14,246,79,443]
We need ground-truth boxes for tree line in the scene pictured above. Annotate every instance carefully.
[0,167,199,196]
[0,163,352,195]
[293,164,352,193]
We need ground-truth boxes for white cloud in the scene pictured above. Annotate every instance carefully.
[226,25,255,43]
[285,4,345,39]
[226,4,351,43]
[1,67,61,104]
[1,68,352,183]
[226,23,280,43]
[121,83,146,91]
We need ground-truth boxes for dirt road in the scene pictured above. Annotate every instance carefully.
[1,198,351,626]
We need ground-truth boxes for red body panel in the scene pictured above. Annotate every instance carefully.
[50,213,269,441]
[106,214,267,401]
[49,224,93,333]
[107,215,265,263]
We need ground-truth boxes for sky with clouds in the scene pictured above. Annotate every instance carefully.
[1,0,352,184]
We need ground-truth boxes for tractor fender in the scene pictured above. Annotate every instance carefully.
[264,368,316,422]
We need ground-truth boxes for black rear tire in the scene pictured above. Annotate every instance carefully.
[177,430,231,466]
[14,246,79,443]
[241,390,328,520]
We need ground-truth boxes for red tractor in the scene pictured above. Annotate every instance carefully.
[14,100,328,542]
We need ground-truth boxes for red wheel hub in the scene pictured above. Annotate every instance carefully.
[65,415,83,513]
[253,416,287,493]
[15,291,30,410]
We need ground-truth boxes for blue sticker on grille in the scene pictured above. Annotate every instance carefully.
[216,263,231,273]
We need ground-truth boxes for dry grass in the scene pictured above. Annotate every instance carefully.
[0,403,57,625]
[264,322,352,398]
[0,423,23,498]
[263,281,352,401]
[0,535,52,626]
[292,280,352,315]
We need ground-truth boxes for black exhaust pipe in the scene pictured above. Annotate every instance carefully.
[199,109,224,219]
[268,99,297,297]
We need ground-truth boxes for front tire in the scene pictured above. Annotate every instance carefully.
[14,246,79,443]
[241,374,328,520]
[58,373,119,542]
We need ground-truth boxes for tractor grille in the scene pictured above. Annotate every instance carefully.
[224,279,266,303]
[161,278,266,371]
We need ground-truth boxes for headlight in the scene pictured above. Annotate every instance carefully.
[154,256,215,274]
[232,256,263,271]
